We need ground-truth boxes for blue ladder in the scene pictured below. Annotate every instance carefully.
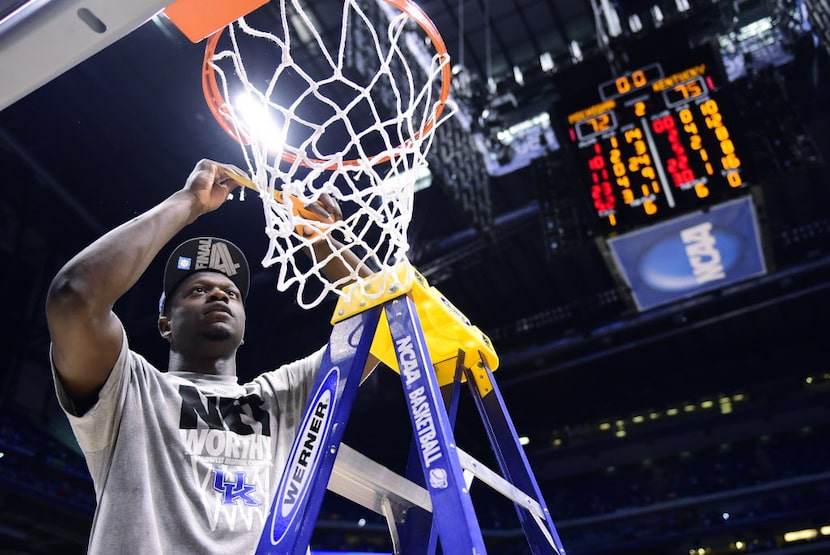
[255,264,566,554]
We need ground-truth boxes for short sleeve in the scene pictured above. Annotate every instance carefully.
[51,325,132,454]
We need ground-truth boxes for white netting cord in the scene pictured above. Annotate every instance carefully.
[209,0,453,309]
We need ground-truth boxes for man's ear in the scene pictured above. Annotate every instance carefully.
[158,316,172,340]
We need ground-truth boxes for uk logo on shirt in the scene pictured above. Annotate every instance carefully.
[213,470,260,506]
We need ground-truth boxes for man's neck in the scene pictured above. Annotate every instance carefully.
[167,351,237,377]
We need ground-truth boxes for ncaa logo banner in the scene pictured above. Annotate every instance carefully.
[607,196,767,312]
[259,366,339,550]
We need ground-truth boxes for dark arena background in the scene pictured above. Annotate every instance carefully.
[3,0,830,553]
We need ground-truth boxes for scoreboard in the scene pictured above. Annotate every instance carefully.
[564,61,748,231]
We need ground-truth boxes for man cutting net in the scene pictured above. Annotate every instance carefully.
[45,159,375,554]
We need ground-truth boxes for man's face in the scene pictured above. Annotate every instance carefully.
[162,271,246,356]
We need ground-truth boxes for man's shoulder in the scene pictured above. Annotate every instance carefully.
[246,346,326,390]
[124,348,166,378]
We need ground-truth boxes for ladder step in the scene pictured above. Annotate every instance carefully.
[328,443,432,520]
[328,443,546,522]
[456,448,546,520]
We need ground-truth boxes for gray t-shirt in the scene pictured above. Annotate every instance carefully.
[52,328,323,554]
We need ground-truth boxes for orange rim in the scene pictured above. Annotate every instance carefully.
[202,0,451,169]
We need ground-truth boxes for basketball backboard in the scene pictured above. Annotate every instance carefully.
[0,0,173,110]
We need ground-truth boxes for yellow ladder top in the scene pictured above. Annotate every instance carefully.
[332,262,499,395]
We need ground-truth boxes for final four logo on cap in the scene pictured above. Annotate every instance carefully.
[160,237,250,312]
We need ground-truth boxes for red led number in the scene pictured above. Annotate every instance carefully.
[588,143,615,214]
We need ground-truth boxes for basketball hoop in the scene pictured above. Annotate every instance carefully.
[200,0,454,309]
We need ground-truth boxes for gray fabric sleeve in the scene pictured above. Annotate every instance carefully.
[50,326,131,456]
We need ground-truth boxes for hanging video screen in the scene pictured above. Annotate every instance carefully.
[560,57,750,232]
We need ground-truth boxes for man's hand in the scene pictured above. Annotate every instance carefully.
[299,193,342,238]
[183,159,249,222]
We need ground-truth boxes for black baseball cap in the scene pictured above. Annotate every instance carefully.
[159,237,250,314]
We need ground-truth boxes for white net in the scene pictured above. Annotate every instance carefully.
[205,0,453,309]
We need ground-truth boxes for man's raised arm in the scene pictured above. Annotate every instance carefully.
[46,160,245,404]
